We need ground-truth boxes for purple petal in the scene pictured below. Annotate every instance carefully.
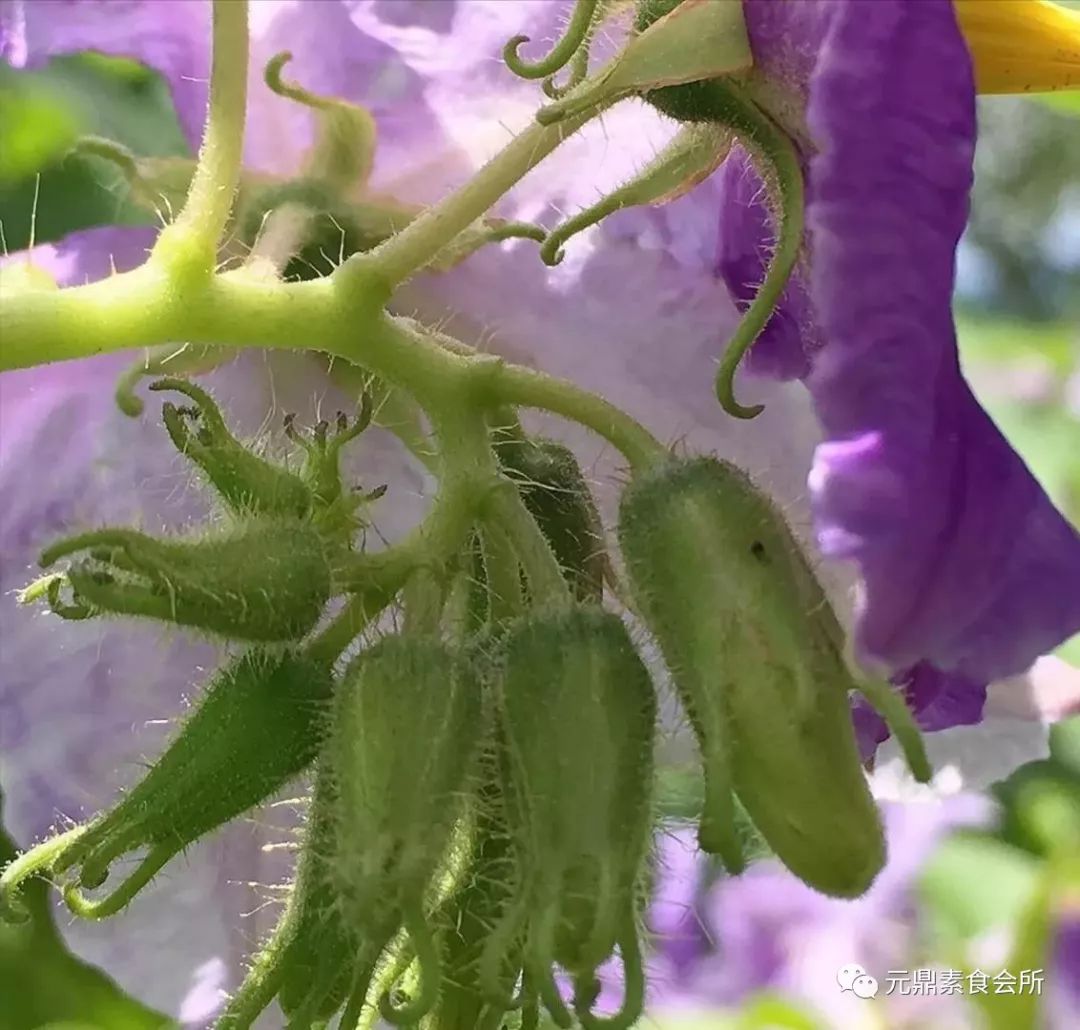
[713,0,1080,688]
[802,0,1080,682]
[649,827,710,977]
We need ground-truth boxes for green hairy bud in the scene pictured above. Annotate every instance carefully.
[40,518,332,642]
[496,437,606,602]
[618,457,885,897]
[237,178,392,280]
[217,763,358,1030]
[151,377,313,519]
[485,607,655,1029]
[1,651,332,923]
[329,634,482,1025]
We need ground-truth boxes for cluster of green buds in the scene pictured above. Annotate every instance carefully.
[0,3,940,1027]
[2,369,931,1029]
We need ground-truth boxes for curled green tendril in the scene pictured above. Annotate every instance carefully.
[576,919,645,1030]
[484,221,548,246]
[857,677,933,783]
[542,41,592,100]
[540,123,731,267]
[62,843,173,920]
[0,827,86,923]
[503,0,599,80]
[116,347,226,417]
[709,87,805,420]
[532,906,574,1028]
[264,50,377,186]
[70,135,139,179]
[377,902,442,1025]
[264,51,339,113]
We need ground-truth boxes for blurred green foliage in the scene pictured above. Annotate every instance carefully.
[0,53,188,250]
[0,792,171,1030]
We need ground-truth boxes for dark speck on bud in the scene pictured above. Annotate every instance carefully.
[619,457,886,897]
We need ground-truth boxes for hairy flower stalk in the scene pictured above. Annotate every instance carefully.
[2,0,1080,1026]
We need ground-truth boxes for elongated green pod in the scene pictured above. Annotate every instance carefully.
[488,607,655,1026]
[496,437,606,602]
[618,457,885,897]
[40,518,332,642]
[25,651,335,920]
[328,634,482,1022]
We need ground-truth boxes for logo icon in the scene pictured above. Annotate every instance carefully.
[838,964,879,999]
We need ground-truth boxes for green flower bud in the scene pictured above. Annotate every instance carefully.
[496,437,606,603]
[40,518,332,642]
[284,397,387,544]
[423,766,523,1030]
[618,457,885,897]
[0,651,333,922]
[329,634,483,1025]
[216,763,358,1030]
[150,378,312,519]
[237,178,396,280]
[485,607,655,1029]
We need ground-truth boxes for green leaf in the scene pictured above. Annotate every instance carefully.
[919,833,1040,943]
[1034,91,1080,117]
[0,52,188,249]
[0,790,170,1029]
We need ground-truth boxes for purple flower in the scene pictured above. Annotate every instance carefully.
[708,0,1080,739]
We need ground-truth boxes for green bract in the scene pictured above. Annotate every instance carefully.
[40,518,332,642]
[1,650,332,922]
[328,634,482,1025]
[619,457,885,897]
[486,606,655,1029]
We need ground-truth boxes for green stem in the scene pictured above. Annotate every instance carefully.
[481,526,523,621]
[305,580,399,665]
[487,484,569,606]
[344,104,605,290]
[152,0,249,276]
[493,362,665,471]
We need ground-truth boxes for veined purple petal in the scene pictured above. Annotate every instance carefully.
[708,0,1080,704]
[802,0,1080,683]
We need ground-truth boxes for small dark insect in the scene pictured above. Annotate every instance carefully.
[750,540,768,562]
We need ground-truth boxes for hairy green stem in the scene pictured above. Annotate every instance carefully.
[152,0,249,276]
[344,103,605,290]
